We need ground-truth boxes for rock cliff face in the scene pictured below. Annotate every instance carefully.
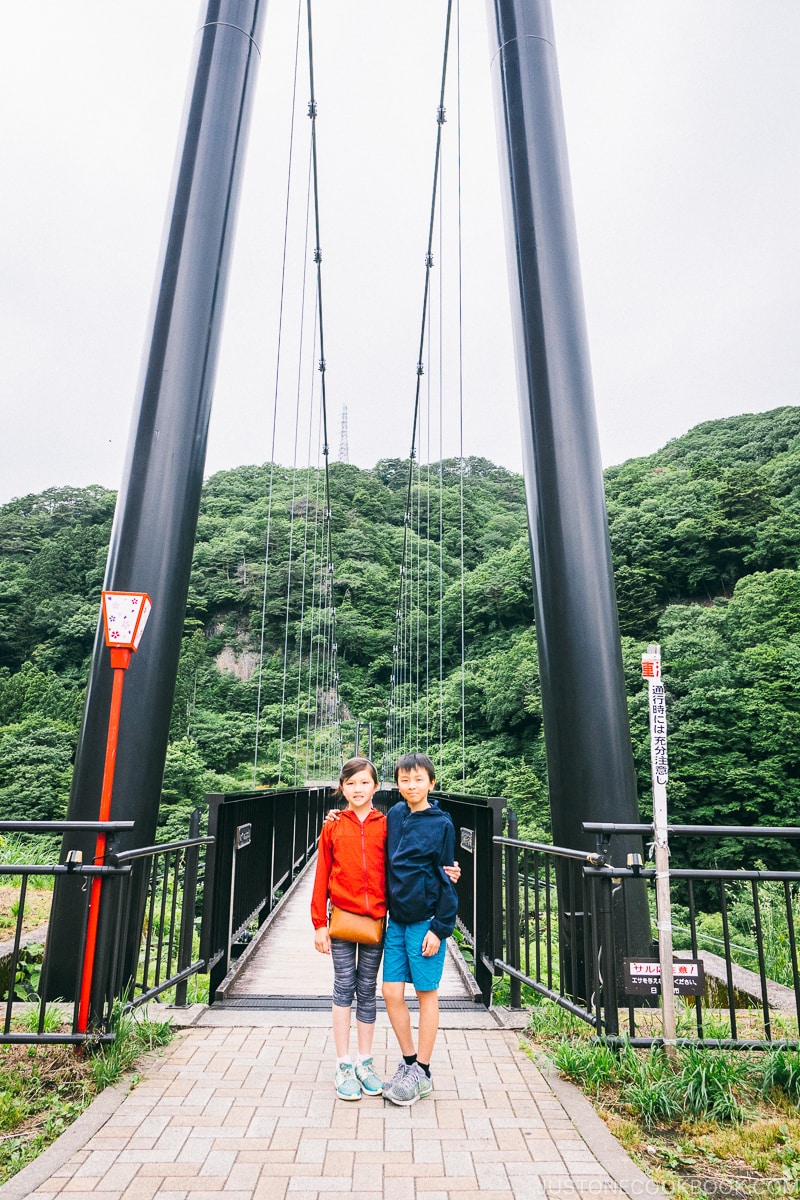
[215,646,259,681]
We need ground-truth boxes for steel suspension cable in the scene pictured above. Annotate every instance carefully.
[277,142,315,784]
[306,0,343,777]
[456,0,466,787]
[437,163,445,780]
[385,0,455,777]
[253,0,304,785]
[293,304,321,783]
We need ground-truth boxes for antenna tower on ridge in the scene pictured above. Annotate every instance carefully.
[338,404,350,463]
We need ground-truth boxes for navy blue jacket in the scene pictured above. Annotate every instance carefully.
[386,799,458,940]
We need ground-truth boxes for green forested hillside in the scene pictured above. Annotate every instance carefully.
[2,406,800,866]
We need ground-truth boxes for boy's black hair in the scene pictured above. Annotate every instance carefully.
[394,752,436,784]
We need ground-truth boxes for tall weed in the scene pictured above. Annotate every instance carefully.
[679,1045,751,1123]
[761,1048,800,1105]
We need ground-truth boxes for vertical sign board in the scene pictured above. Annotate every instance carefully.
[642,653,669,799]
[642,645,676,1043]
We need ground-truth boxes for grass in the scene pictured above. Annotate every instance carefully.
[524,999,800,1199]
[0,1002,173,1185]
[0,836,59,940]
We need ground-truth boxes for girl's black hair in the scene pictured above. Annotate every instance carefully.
[393,752,436,784]
[339,756,379,787]
[331,757,379,803]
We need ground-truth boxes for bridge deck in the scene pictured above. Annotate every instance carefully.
[213,866,477,1012]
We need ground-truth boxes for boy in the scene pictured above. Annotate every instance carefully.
[382,752,458,1106]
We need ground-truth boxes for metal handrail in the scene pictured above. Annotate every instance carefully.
[584,822,800,839]
[110,835,213,863]
[0,821,135,833]
[495,834,606,866]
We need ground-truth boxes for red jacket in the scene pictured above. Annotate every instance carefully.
[310,807,387,929]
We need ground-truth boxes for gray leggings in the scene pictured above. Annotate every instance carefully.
[330,937,384,1023]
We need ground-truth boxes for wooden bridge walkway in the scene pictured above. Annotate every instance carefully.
[204,866,485,1022]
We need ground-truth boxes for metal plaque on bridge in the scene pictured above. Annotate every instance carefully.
[459,827,474,853]
[235,823,252,850]
[623,958,705,997]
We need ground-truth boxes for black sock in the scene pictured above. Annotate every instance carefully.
[418,1061,431,1077]
[403,1054,417,1067]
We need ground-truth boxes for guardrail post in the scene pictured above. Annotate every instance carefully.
[506,811,522,1009]
[595,869,619,1039]
[175,809,201,1007]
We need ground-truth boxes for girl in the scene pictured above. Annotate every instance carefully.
[311,757,387,1100]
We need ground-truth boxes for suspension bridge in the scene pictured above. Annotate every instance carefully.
[3,0,800,1194]
[39,0,647,1012]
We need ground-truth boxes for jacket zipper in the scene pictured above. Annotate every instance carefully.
[360,820,370,914]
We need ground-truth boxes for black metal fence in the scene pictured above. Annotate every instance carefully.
[14,797,795,1047]
[200,786,332,1000]
[0,819,211,1044]
[0,820,133,1044]
[495,818,800,1047]
[109,814,212,1012]
[495,812,609,1026]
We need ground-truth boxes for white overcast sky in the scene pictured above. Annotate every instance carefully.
[1,2,799,505]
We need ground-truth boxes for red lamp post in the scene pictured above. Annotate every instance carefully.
[77,591,152,1032]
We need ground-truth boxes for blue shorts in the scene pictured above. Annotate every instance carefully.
[382,918,447,992]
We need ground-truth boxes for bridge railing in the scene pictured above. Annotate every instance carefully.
[200,786,333,1001]
[494,820,800,1047]
[0,819,213,1043]
[108,814,213,1013]
[494,812,608,1028]
[0,820,133,1044]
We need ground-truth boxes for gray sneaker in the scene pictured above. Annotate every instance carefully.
[384,1061,430,1106]
[383,1060,409,1095]
[417,1067,433,1099]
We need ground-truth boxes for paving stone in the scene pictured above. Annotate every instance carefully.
[412,1139,443,1164]
[9,874,668,1200]
[441,1150,476,1177]
[93,1164,141,1190]
[137,1164,201,1178]
[351,1163,383,1191]
[381,1179,415,1200]
[316,1140,352,1170]
[295,1140,327,1164]
[475,1158,512,1191]
[252,1179,289,1200]
[383,1123,412,1152]
[287,1179,352,1192]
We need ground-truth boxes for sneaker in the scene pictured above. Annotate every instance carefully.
[383,1060,429,1106]
[383,1059,409,1096]
[355,1057,383,1096]
[334,1062,361,1101]
[417,1067,433,1100]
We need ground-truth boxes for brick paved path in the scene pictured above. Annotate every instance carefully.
[3,865,663,1200]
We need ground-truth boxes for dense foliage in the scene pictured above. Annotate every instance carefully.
[2,406,800,865]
